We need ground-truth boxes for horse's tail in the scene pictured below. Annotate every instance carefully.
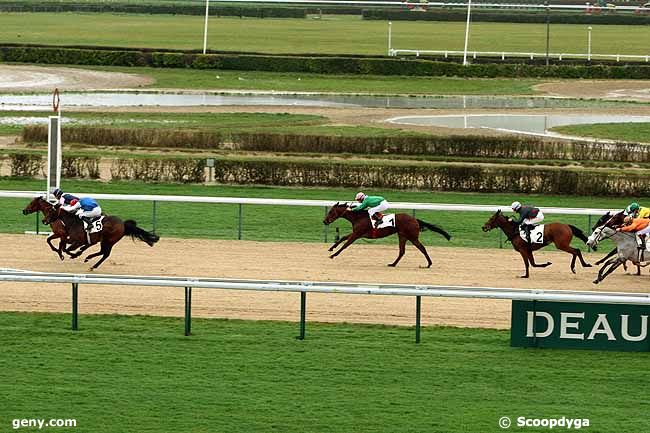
[124,220,160,247]
[569,225,589,244]
[416,219,451,241]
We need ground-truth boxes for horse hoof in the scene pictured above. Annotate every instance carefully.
[520,275,529,279]
[584,263,592,268]
[571,268,576,274]
[593,279,600,285]
[420,265,432,269]
[329,255,335,260]
[387,263,396,267]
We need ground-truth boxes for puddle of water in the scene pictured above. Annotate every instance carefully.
[0,92,641,110]
[387,114,650,136]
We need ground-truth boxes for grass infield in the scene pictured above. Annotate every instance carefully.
[0,312,648,433]
[1,13,649,56]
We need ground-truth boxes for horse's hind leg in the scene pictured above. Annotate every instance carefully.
[555,241,590,274]
[410,238,432,268]
[388,235,407,267]
[88,243,114,270]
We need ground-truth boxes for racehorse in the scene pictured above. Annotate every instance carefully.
[323,203,451,268]
[22,196,77,260]
[43,205,159,270]
[588,226,650,284]
[482,209,591,278]
[590,211,640,275]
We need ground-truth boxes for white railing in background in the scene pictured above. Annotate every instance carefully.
[0,191,617,215]
[389,49,650,62]
[2,268,648,341]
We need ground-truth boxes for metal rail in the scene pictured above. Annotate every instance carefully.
[2,268,648,342]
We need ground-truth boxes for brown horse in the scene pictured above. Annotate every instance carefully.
[44,204,159,270]
[482,209,591,278]
[22,196,78,260]
[323,203,451,268]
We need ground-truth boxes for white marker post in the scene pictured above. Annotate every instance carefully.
[462,0,472,66]
[203,0,210,54]
[47,88,62,201]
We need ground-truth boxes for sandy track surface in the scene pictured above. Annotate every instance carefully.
[534,80,650,102]
[1,234,646,329]
[0,64,154,92]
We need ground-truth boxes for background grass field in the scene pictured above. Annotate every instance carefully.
[1,178,639,251]
[1,13,649,55]
[1,312,648,433]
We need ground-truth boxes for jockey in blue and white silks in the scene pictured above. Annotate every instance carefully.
[61,195,102,232]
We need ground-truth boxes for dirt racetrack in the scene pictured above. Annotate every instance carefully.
[1,234,647,329]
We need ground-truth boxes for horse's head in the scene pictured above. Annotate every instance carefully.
[587,225,615,251]
[592,211,611,231]
[323,202,349,225]
[42,204,61,226]
[482,209,505,232]
[22,196,49,216]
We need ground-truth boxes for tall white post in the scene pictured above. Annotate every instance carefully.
[47,89,62,200]
[587,26,591,62]
[388,21,392,56]
[462,0,472,66]
[202,0,210,54]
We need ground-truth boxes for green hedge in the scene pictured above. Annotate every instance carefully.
[22,125,650,163]
[363,9,650,25]
[3,45,650,77]
[3,153,99,178]
[110,158,206,183]
[211,159,650,196]
[0,2,307,18]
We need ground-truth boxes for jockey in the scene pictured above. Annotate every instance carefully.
[624,202,650,219]
[52,188,78,207]
[510,201,544,244]
[62,196,102,232]
[351,192,389,228]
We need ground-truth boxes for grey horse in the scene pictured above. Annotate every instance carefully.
[587,227,650,284]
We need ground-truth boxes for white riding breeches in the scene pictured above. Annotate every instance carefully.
[78,207,102,219]
[523,211,544,226]
[368,200,389,218]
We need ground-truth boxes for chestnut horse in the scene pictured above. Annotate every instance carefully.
[43,204,159,270]
[482,209,591,278]
[22,196,77,260]
[323,203,451,268]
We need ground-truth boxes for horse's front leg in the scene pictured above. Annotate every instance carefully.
[329,234,360,259]
[517,249,531,278]
[328,234,350,252]
[595,248,618,266]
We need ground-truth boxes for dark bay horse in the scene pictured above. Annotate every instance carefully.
[44,205,159,270]
[22,197,76,260]
[482,209,591,278]
[323,203,451,268]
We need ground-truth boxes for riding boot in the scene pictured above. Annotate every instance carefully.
[82,216,93,232]
[524,225,533,251]
[374,212,384,227]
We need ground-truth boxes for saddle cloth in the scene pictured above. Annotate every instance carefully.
[519,224,544,244]
[82,216,105,234]
[375,214,396,229]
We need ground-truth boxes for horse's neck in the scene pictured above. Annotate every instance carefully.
[342,210,365,224]
[498,218,517,238]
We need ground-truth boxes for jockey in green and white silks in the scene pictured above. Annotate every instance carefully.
[351,192,389,227]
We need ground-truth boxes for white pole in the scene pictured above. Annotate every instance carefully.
[587,26,591,62]
[202,0,210,54]
[388,21,392,56]
[462,0,472,66]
